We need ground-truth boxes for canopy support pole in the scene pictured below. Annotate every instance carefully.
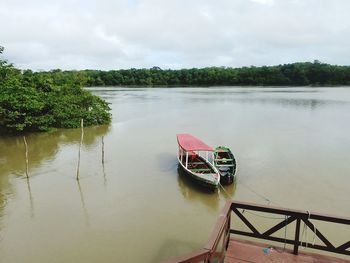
[185,152,188,168]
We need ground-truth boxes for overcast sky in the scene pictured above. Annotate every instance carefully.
[1,0,349,70]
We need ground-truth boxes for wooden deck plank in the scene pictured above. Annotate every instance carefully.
[225,239,350,263]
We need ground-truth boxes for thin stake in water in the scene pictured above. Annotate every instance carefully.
[23,136,29,178]
[76,119,84,180]
[102,136,105,164]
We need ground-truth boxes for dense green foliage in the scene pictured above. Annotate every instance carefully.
[32,62,350,87]
[0,47,111,133]
[2,44,350,132]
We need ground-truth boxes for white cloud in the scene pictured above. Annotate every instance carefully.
[1,0,350,70]
[250,0,274,5]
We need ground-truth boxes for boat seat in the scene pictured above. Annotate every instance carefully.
[188,162,204,165]
[215,161,233,164]
[191,168,212,172]
[215,158,233,162]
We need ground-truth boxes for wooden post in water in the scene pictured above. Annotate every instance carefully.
[102,136,105,164]
[23,136,29,178]
[76,119,84,180]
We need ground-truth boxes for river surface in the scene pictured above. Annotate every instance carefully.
[0,87,350,262]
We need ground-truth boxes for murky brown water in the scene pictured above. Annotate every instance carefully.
[1,87,350,262]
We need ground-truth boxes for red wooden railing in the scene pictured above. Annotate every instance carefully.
[163,200,350,262]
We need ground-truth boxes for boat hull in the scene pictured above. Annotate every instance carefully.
[178,163,219,191]
[176,134,220,190]
[219,171,234,185]
[214,146,237,185]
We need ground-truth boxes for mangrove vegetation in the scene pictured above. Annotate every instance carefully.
[0,47,111,133]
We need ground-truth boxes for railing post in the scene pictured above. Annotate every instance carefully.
[226,212,231,250]
[294,218,301,255]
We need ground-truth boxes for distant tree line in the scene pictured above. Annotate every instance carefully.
[0,47,111,133]
[29,61,350,87]
[2,42,350,133]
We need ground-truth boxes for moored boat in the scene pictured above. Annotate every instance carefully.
[214,146,236,185]
[176,134,220,190]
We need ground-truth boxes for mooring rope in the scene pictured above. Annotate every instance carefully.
[312,222,317,246]
[301,210,310,249]
[220,178,321,252]
[219,181,289,250]
[301,210,319,249]
[283,215,288,250]
[242,210,285,220]
[237,179,280,206]
[230,179,295,251]
[219,182,231,198]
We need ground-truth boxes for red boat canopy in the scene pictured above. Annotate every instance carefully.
[177,134,213,151]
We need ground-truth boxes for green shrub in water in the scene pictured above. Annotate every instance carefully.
[0,47,111,133]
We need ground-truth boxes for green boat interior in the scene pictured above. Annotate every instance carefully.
[180,153,215,174]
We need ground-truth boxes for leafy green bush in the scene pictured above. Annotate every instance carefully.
[0,47,111,133]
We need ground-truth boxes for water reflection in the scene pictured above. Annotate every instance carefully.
[0,125,110,229]
[219,181,237,200]
[0,190,7,222]
[156,153,178,173]
[172,87,320,96]
[0,125,110,178]
[168,87,350,109]
[153,238,201,263]
[76,180,90,226]
[231,97,348,109]
[188,96,349,110]
[102,163,107,187]
[0,170,14,230]
[26,177,34,218]
[177,165,220,211]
